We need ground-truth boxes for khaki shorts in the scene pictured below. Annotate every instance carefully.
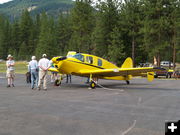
[6,70,15,78]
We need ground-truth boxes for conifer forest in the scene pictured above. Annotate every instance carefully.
[0,0,180,67]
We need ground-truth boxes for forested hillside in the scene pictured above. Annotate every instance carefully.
[0,0,180,68]
[0,0,73,20]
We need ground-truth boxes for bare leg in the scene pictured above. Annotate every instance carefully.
[8,78,11,85]
[11,77,14,86]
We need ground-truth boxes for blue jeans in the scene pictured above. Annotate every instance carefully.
[31,70,38,89]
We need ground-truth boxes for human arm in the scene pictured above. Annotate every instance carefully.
[6,61,15,68]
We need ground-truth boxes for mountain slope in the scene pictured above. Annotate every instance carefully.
[0,0,74,19]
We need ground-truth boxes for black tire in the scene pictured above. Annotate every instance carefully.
[166,74,169,78]
[90,81,96,89]
[54,79,61,86]
[154,75,158,78]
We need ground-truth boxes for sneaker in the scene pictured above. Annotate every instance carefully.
[43,88,47,91]
[12,84,15,87]
[7,85,10,88]
[37,87,40,91]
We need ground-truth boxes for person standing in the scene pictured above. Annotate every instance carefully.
[50,63,58,83]
[37,54,50,90]
[28,56,38,89]
[66,74,71,83]
[6,54,15,87]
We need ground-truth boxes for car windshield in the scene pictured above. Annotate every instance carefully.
[72,54,84,62]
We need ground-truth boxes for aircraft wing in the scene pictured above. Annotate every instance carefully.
[79,67,164,77]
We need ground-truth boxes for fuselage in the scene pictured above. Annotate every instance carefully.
[52,53,126,80]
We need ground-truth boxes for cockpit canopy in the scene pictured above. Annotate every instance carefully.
[72,53,84,62]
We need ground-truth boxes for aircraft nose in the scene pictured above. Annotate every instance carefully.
[51,57,59,64]
[51,56,67,64]
[56,56,67,61]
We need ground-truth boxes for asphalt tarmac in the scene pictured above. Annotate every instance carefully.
[0,73,179,135]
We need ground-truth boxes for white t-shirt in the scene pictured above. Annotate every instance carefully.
[6,60,15,71]
[38,58,50,71]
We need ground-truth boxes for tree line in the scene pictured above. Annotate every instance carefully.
[0,0,180,68]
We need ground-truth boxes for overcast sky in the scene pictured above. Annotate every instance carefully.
[0,0,123,4]
[0,0,13,4]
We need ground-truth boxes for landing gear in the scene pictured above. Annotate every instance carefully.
[89,74,98,89]
[54,79,61,86]
[126,80,130,85]
[90,81,96,89]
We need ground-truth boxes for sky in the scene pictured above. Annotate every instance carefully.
[0,0,105,4]
[0,0,13,4]
[0,0,123,5]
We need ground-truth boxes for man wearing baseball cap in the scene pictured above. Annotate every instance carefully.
[37,54,50,90]
[6,54,15,87]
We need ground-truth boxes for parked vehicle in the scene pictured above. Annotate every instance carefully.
[160,61,173,67]
[173,69,180,79]
[138,62,153,67]
[154,68,174,78]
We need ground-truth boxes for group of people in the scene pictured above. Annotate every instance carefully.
[28,54,50,90]
[6,53,72,90]
[6,54,51,90]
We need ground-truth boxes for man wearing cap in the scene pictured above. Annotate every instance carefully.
[6,54,15,87]
[28,56,38,89]
[37,54,50,90]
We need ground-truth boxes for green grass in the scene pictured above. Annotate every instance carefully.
[0,61,28,74]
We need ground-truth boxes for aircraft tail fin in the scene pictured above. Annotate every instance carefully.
[121,57,133,68]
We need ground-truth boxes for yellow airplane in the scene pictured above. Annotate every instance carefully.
[49,51,164,89]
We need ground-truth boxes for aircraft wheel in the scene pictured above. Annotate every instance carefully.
[54,79,61,86]
[90,81,96,89]
[154,75,158,78]
[126,80,130,85]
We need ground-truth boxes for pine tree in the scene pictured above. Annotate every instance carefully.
[93,0,119,59]
[36,13,58,59]
[69,0,95,53]
[18,42,28,60]
[10,21,20,59]
[142,0,170,66]
[166,0,180,68]
[108,26,125,66]
[0,16,11,59]
[56,14,72,55]
[19,10,34,59]
[120,0,145,65]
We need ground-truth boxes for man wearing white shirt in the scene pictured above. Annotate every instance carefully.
[37,54,50,90]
